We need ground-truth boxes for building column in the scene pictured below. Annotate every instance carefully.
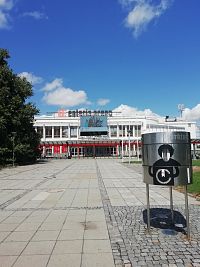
[117,124,119,138]
[77,127,79,139]
[52,126,54,139]
[125,144,128,156]
[43,124,46,139]
[68,125,71,139]
[133,125,136,138]
[125,125,128,138]
[60,126,62,138]
[116,144,119,158]
[42,145,46,157]
[133,144,136,156]
[193,143,196,159]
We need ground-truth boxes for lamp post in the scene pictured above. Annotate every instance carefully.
[121,139,124,162]
[127,129,131,164]
[136,124,140,161]
[11,132,16,167]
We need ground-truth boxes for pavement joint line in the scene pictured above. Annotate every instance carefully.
[95,159,131,267]
[79,172,90,267]
[1,206,104,211]
[0,161,76,210]
[0,200,51,246]
[46,161,76,178]
[45,202,71,267]
[0,177,50,210]
[0,165,42,179]
[8,206,52,267]
[0,189,31,210]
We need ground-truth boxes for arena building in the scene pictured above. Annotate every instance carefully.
[34,109,200,159]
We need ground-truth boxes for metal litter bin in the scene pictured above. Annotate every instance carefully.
[142,131,192,186]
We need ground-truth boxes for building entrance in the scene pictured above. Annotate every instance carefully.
[68,141,119,158]
[82,146,116,157]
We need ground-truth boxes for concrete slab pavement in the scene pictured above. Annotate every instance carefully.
[0,159,199,267]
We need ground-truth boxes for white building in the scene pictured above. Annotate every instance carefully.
[34,109,200,158]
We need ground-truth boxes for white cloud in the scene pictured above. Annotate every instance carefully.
[113,104,160,117]
[18,72,43,85]
[0,0,13,29]
[0,1,48,29]
[0,10,8,28]
[119,0,173,38]
[182,104,200,121]
[97,98,110,106]
[42,78,90,107]
[42,78,63,92]
[113,103,200,122]
[22,11,48,20]
[0,0,13,9]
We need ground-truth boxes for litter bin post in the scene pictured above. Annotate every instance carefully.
[185,185,190,240]
[146,183,151,232]
[169,186,174,223]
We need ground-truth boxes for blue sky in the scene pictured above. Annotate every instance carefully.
[1,0,200,121]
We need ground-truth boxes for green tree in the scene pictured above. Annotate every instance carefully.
[0,48,40,165]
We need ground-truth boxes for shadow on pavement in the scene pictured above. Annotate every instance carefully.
[143,208,187,235]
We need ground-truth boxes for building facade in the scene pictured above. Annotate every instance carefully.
[34,110,200,159]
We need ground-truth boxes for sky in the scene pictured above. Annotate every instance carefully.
[1,0,200,121]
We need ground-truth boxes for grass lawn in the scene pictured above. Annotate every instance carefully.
[131,160,142,164]
[189,160,200,195]
[192,159,200,166]
[175,161,200,196]
[188,171,200,195]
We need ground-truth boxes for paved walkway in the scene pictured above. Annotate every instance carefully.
[0,159,199,267]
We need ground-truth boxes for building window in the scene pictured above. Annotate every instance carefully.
[127,126,133,137]
[45,126,52,138]
[135,125,141,137]
[54,126,60,138]
[119,125,125,137]
[70,126,77,138]
[62,126,68,138]
[70,147,78,156]
[110,126,117,137]
[37,126,43,137]
[123,126,126,136]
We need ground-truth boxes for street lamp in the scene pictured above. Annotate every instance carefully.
[121,139,124,162]
[11,132,16,167]
[127,128,131,164]
[136,124,140,161]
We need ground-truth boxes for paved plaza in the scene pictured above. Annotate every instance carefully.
[0,159,199,267]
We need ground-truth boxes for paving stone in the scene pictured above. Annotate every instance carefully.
[13,255,49,267]
[0,242,27,256]
[22,241,55,255]
[47,254,81,267]
[0,256,17,267]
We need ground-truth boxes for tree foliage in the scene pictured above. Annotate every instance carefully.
[0,48,40,165]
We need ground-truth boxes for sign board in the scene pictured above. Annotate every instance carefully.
[80,116,108,136]
[142,132,192,186]
[56,109,113,117]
